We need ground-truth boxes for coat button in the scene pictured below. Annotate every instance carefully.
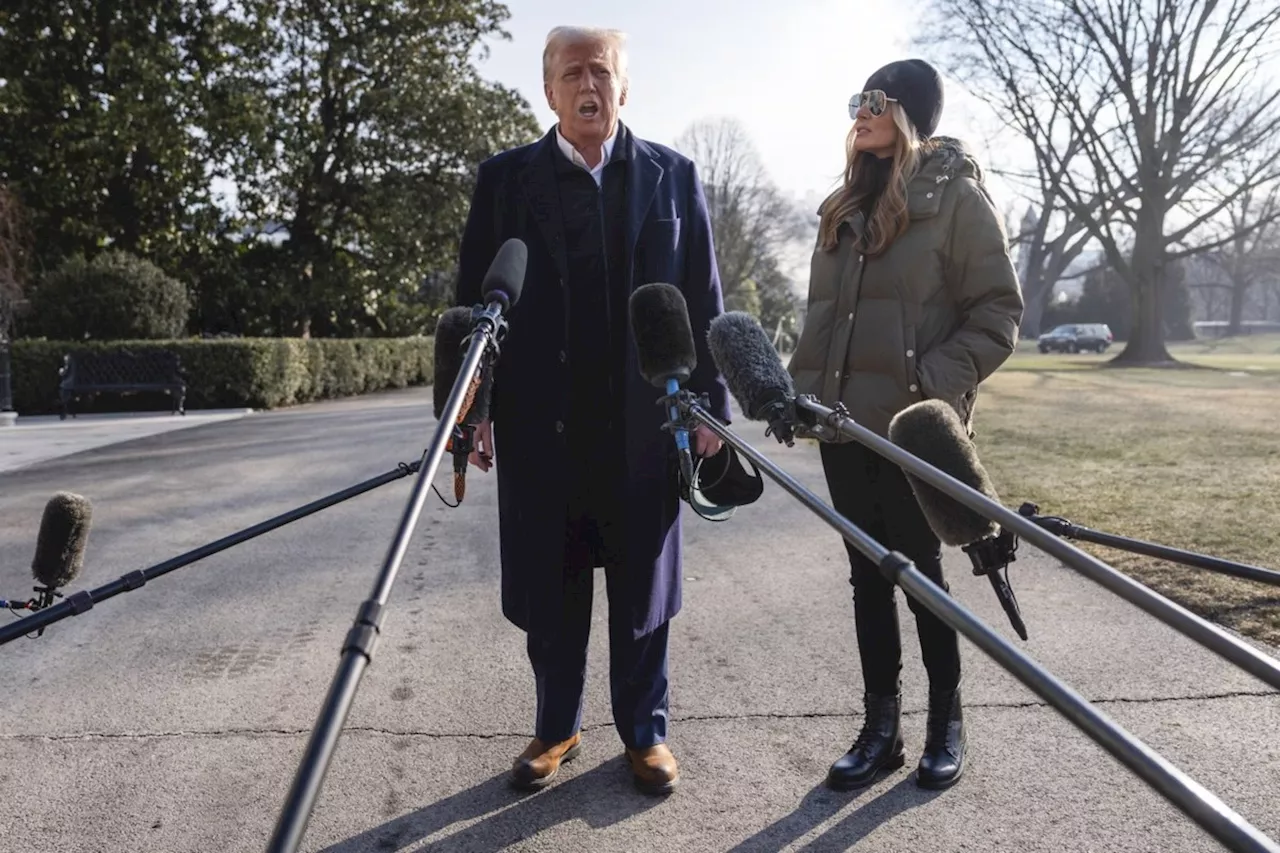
[847,312,854,321]
[555,420,564,433]
[909,383,919,392]
[559,350,567,363]
[906,349,915,357]
[926,192,934,199]
[834,369,841,378]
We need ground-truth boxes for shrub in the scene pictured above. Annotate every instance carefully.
[10,337,434,414]
[25,250,191,340]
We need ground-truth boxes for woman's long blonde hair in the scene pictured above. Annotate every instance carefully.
[817,104,936,256]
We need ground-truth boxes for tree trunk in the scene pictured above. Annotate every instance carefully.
[1227,277,1248,336]
[1020,283,1050,339]
[1111,220,1176,365]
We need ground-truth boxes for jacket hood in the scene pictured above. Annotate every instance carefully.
[904,136,987,220]
[915,135,985,187]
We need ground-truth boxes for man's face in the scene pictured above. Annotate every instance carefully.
[544,39,626,147]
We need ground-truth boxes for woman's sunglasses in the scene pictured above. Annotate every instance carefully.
[848,89,898,119]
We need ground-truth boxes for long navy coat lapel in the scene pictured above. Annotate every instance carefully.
[518,130,570,286]
[624,127,664,278]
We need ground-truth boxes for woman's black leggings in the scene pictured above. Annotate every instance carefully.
[819,439,962,696]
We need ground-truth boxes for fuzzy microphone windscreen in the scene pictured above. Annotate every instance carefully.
[31,492,92,590]
[433,306,475,420]
[888,400,1000,546]
[707,311,795,419]
[629,283,697,387]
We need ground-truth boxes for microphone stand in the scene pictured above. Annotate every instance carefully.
[265,300,508,853]
[789,395,1280,694]
[659,389,1280,853]
[1017,502,1280,587]
[0,462,424,647]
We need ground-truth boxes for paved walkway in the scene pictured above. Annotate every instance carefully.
[0,409,253,474]
[1,388,1276,852]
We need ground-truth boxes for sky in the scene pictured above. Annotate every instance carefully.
[471,0,1007,281]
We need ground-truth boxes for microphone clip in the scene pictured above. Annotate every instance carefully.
[755,395,798,447]
[963,527,1029,641]
[963,527,1019,578]
[469,303,509,352]
[790,394,842,443]
[656,388,706,436]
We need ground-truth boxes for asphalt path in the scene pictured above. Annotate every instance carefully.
[1,387,1277,852]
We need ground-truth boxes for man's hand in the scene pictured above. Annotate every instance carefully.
[693,424,722,458]
[470,419,494,472]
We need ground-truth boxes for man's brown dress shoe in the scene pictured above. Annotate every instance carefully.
[510,733,582,791]
[626,743,679,795]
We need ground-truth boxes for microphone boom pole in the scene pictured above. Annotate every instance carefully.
[792,396,1280,694]
[1018,503,1280,587]
[0,463,423,647]
[669,393,1279,853]
[264,302,504,853]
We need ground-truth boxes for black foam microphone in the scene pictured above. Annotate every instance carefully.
[481,238,527,313]
[629,283,698,482]
[888,400,1027,639]
[706,311,797,444]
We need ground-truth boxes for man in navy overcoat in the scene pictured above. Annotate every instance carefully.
[453,25,731,795]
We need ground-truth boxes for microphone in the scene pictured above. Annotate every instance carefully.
[706,312,797,445]
[32,492,92,601]
[888,400,1027,639]
[480,237,527,313]
[887,401,999,546]
[3,493,93,629]
[433,238,526,503]
[629,282,698,485]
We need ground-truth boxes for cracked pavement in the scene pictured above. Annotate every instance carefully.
[1,387,1277,852]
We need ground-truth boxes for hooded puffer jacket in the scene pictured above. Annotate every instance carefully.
[788,137,1024,438]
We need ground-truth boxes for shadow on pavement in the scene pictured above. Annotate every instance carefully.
[319,757,662,852]
[728,776,942,852]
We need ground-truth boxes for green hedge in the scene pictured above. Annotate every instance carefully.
[11,338,434,414]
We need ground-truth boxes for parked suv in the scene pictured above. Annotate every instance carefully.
[1038,323,1113,353]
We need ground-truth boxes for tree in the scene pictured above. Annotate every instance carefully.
[0,184,25,340]
[227,0,541,337]
[672,117,805,336]
[921,0,1280,364]
[26,251,192,340]
[1194,167,1280,336]
[918,13,1121,340]
[1070,261,1194,341]
[0,1,249,275]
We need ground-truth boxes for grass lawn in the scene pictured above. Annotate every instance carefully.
[975,334,1280,647]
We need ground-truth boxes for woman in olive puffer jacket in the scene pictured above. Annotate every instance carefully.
[788,59,1023,793]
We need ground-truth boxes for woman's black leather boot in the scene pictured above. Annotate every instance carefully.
[826,692,905,790]
[917,686,966,789]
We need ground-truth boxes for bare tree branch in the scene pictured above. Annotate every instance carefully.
[920,0,1280,362]
[672,117,807,326]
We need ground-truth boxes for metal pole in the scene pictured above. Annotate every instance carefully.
[1022,508,1280,587]
[793,397,1280,693]
[686,402,1279,853]
[0,331,14,416]
[0,462,421,647]
[265,304,499,853]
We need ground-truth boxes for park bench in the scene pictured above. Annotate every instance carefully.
[57,348,188,420]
